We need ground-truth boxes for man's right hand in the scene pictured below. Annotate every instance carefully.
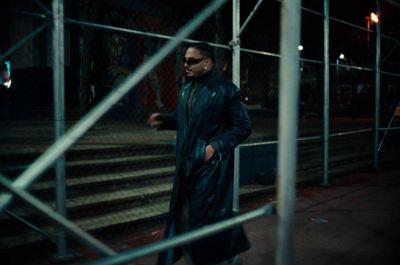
[147,113,162,129]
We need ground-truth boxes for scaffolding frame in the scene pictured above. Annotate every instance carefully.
[1,0,400,264]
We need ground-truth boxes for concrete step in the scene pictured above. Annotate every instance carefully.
[1,180,173,223]
[0,183,278,249]
[64,153,175,176]
[31,166,176,196]
[0,142,174,177]
[0,200,170,250]
[1,131,398,252]
[1,152,175,179]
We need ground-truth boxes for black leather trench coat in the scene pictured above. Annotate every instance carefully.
[157,71,252,265]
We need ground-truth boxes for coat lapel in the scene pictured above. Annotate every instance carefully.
[187,82,208,136]
[179,82,192,136]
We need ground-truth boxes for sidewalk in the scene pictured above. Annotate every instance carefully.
[239,160,400,265]
[14,156,400,265]
[130,160,400,265]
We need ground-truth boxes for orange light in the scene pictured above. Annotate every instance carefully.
[370,12,379,23]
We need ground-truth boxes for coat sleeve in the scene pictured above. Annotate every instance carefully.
[209,85,252,155]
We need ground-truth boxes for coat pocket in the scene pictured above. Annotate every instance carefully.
[191,139,206,170]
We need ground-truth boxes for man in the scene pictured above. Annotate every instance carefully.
[148,42,252,265]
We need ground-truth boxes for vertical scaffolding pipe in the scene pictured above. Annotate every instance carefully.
[373,0,381,168]
[232,0,241,212]
[52,0,67,257]
[0,0,229,213]
[275,0,301,265]
[232,0,240,87]
[322,0,330,186]
[233,148,240,213]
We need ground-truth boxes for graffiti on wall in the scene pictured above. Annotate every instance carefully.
[103,9,177,111]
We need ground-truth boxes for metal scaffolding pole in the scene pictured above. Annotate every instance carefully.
[0,0,228,211]
[373,0,381,168]
[322,0,330,186]
[232,0,241,88]
[52,0,68,258]
[276,0,302,265]
[232,0,241,213]
[238,0,264,37]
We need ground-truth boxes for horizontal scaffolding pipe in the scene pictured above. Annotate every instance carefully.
[0,0,229,211]
[5,3,400,52]
[0,22,49,62]
[3,8,47,19]
[378,126,400,131]
[4,7,399,75]
[381,70,400,77]
[0,174,116,256]
[86,203,276,265]
[296,128,373,142]
[332,62,374,72]
[239,128,373,148]
[7,3,400,45]
[65,18,229,51]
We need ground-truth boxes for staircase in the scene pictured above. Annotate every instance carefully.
[0,125,399,254]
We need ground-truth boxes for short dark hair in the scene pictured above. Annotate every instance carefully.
[187,42,215,63]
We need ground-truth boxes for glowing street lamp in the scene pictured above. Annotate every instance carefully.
[298,45,304,71]
[366,12,379,64]
[370,12,379,23]
[336,53,346,81]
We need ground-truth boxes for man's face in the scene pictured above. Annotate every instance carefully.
[183,48,212,78]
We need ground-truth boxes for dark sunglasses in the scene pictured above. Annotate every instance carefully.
[182,57,207,65]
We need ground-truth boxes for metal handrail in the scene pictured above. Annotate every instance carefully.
[239,128,373,148]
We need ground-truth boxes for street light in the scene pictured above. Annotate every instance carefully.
[298,45,303,71]
[336,53,348,104]
[370,12,379,23]
[366,12,379,64]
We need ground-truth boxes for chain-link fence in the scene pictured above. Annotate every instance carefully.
[1,0,400,263]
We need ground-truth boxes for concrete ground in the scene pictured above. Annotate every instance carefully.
[92,160,399,265]
[239,160,400,265]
